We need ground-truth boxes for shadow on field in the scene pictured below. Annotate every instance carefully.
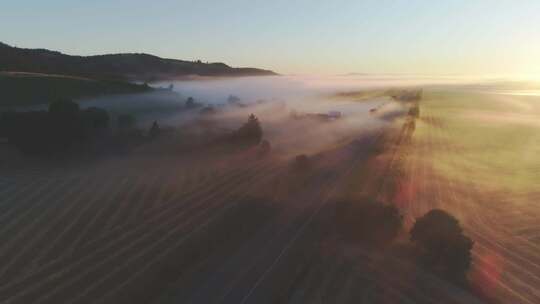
[101,197,278,304]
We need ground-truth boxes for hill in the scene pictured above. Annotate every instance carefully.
[0,42,277,81]
[0,72,152,108]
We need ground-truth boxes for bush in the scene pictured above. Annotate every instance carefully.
[336,199,403,246]
[411,209,473,280]
[227,95,241,104]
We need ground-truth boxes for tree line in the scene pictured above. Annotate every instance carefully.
[336,199,473,283]
[0,99,159,155]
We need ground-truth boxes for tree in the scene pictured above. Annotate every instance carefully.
[3,101,115,155]
[149,121,161,139]
[227,95,241,104]
[185,97,198,109]
[411,209,473,280]
[234,114,262,145]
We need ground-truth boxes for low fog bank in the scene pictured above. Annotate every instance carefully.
[80,74,416,157]
[152,74,499,105]
[200,96,400,157]
[2,74,503,158]
[77,90,193,128]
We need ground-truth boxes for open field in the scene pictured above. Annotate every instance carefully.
[3,86,538,303]
[0,98,415,303]
[395,89,540,303]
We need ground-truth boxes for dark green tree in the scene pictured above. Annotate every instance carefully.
[235,114,262,145]
[411,209,473,280]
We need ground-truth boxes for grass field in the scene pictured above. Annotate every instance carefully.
[3,87,538,303]
[0,100,408,303]
[397,89,540,303]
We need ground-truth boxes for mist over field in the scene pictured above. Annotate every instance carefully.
[4,0,540,302]
[63,75,538,158]
[3,71,540,304]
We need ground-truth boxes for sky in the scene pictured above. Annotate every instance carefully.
[2,0,540,76]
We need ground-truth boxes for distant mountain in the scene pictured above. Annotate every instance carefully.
[0,42,277,81]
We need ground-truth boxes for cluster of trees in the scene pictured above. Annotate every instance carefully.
[336,200,473,281]
[391,89,423,101]
[1,99,110,154]
[408,103,420,118]
[185,97,202,109]
[0,99,165,155]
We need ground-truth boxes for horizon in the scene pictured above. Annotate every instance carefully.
[3,40,540,82]
[3,1,540,77]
